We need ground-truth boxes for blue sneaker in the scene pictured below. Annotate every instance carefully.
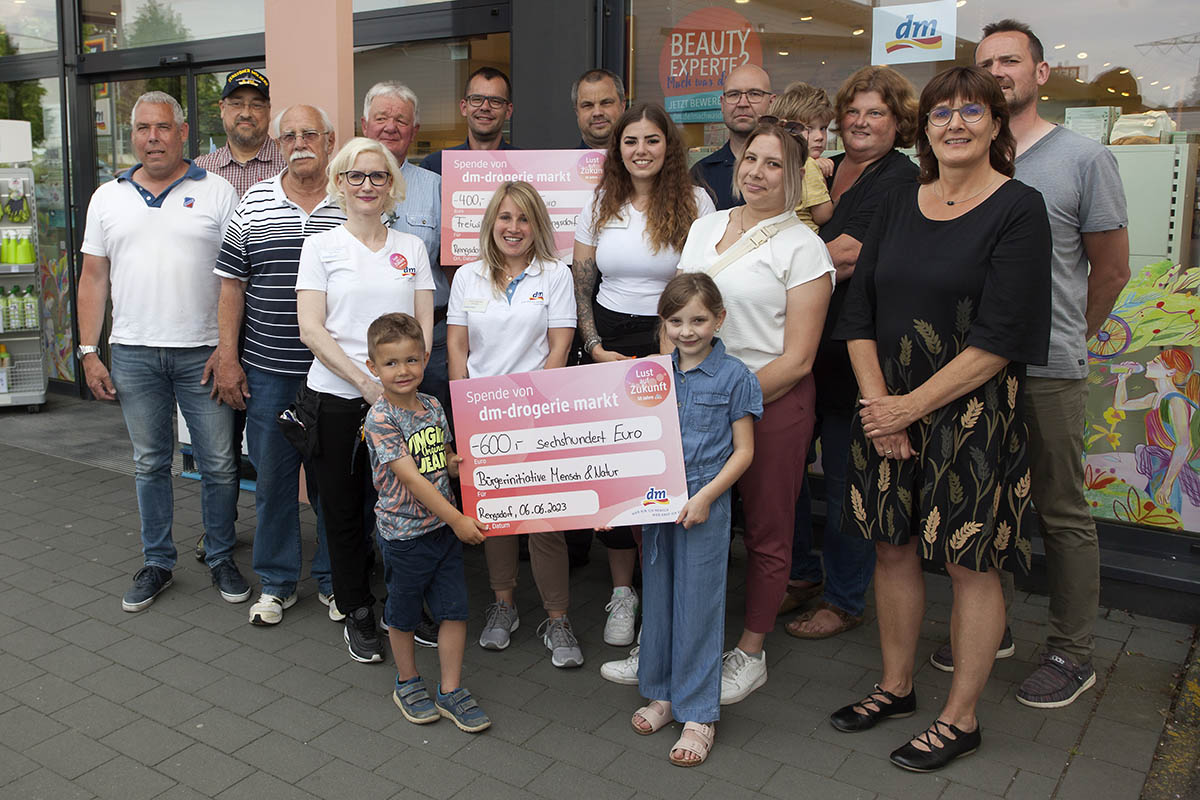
[393,676,438,724]
[210,560,251,603]
[435,685,491,733]
[122,566,173,612]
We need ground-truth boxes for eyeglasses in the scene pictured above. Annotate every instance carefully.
[223,98,268,112]
[721,88,770,104]
[928,103,987,127]
[339,170,391,187]
[757,115,808,141]
[465,94,510,109]
[278,130,327,145]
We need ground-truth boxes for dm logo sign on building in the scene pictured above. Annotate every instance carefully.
[871,0,957,66]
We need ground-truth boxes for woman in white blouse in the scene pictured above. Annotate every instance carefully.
[296,137,435,663]
[447,180,580,666]
[572,102,716,645]
[677,121,834,704]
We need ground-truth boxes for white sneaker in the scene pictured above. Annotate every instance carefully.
[603,586,638,646]
[319,592,345,622]
[248,593,296,626]
[719,647,767,705]
[600,646,640,685]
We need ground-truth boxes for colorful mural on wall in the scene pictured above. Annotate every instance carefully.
[1084,259,1200,535]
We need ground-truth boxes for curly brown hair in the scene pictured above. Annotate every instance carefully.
[915,66,1015,183]
[592,103,698,254]
[834,66,919,148]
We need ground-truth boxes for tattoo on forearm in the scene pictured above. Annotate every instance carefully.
[573,257,600,344]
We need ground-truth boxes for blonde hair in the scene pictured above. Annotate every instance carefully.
[479,181,558,296]
[771,82,834,127]
[731,124,806,212]
[326,137,406,211]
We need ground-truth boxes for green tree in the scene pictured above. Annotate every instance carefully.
[0,31,48,146]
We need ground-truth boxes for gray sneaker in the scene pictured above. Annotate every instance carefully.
[538,616,584,668]
[479,601,519,650]
[1016,652,1096,708]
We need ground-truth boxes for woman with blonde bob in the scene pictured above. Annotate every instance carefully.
[296,136,436,663]
[447,181,580,666]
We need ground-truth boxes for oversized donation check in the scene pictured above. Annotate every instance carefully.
[450,357,688,535]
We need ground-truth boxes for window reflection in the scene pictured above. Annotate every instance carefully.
[0,0,59,55]
[80,0,265,51]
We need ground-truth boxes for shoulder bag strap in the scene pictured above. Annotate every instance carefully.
[704,214,803,280]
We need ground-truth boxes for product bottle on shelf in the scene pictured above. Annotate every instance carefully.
[1,230,11,264]
[0,343,10,368]
[6,286,23,331]
[16,230,34,264]
[23,285,37,329]
[0,287,8,329]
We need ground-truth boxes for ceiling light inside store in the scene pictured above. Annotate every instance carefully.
[1075,78,1085,83]
[1054,43,1066,49]
[735,0,749,3]
[956,0,966,7]
[109,10,117,14]
[1119,69,1130,74]
[1137,75,1144,80]
[1151,80,1159,85]
[778,50,789,55]
[852,28,865,35]
[1076,52,1087,59]
[800,15,814,21]
[1163,85,1171,89]
[1107,87,1116,93]
[1103,62,1111,67]
[1041,95,1049,100]
[1121,92,1130,96]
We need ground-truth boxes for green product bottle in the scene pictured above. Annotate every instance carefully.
[6,286,22,331]
[16,230,34,264]
[0,287,8,331]
[1,231,11,264]
[23,285,37,330]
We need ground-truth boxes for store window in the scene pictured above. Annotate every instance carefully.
[0,77,74,383]
[354,32,512,163]
[0,0,59,55]
[632,0,1197,153]
[91,77,188,184]
[80,0,265,51]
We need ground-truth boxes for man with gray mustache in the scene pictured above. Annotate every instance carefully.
[212,105,347,626]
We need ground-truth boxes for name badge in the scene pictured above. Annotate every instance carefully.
[463,298,490,313]
[603,216,630,230]
[319,248,347,262]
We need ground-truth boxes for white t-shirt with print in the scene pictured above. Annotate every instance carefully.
[447,257,576,377]
[678,208,835,372]
[296,225,435,398]
[575,186,716,317]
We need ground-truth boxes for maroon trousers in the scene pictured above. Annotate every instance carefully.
[736,376,816,634]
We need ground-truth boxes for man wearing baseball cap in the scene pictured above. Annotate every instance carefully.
[196,68,287,197]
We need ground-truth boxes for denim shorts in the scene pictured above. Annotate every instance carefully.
[381,526,469,631]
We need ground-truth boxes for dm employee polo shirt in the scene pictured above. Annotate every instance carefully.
[81,161,238,347]
[446,257,576,378]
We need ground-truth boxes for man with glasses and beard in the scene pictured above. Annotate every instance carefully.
[420,67,519,175]
[212,105,346,627]
[690,64,775,210]
[196,69,287,197]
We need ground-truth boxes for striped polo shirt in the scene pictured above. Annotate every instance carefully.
[214,172,346,375]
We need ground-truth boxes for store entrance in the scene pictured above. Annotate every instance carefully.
[84,64,256,190]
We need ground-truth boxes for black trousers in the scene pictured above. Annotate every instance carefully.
[309,391,377,615]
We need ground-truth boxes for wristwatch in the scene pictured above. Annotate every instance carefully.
[77,345,99,359]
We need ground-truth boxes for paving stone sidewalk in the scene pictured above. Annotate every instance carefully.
[0,439,1195,800]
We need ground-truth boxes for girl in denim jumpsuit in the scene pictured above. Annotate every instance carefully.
[632,273,762,766]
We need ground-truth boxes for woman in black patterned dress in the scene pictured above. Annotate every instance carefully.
[827,66,1051,772]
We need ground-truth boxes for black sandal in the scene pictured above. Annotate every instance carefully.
[889,719,981,772]
[829,684,917,732]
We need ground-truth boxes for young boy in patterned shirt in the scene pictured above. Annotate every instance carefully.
[363,312,490,732]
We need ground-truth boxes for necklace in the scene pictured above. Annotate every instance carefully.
[935,175,999,206]
[736,206,769,235]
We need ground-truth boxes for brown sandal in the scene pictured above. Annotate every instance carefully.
[777,581,824,615]
[669,721,714,767]
[785,601,863,640]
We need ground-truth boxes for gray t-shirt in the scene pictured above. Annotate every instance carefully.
[1014,125,1127,379]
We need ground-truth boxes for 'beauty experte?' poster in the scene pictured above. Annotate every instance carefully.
[450,358,688,535]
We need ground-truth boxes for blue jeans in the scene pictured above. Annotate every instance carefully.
[639,474,730,723]
[791,413,876,617]
[110,344,238,571]
[244,366,332,597]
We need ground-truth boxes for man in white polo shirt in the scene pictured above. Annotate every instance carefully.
[78,91,249,613]
[212,104,347,626]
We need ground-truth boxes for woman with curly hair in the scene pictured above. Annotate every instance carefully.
[573,102,715,649]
